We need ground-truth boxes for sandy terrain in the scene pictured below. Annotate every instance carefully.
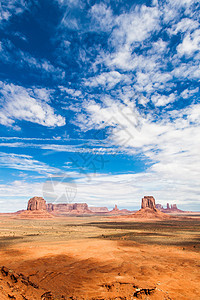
[0,215,200,299]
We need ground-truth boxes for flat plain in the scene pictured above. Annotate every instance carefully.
[0,214,200,299]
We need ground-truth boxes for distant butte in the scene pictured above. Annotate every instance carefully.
[132,196,172,220]
[16,196,52,219]
[47,203,92,215]
[156,203,183,213]
[109,204,132,215]
[89,206,109,213]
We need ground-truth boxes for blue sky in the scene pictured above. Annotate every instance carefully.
[0,0,200,212]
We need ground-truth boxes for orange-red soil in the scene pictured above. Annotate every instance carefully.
[0,216,199,300]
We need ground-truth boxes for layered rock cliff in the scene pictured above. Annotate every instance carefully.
[47,203,92,214]
[141,196,156,210]
[27,197,47,211]
[133,196,171,220]
[156,203,183,213]
[89,207,109,213]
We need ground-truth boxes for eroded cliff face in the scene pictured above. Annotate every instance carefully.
[27,197,47,211]
[156,203,183,213]
[89,207,109,213]
[131,196,172,220]
[47,203,91,214]
[141,196,156,210]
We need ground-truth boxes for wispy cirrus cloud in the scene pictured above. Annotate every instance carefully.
[0,39,65,79]
[0,82,66,128]
[0,152,58,173]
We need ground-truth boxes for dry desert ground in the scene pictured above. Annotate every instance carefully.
[0,214,200,300]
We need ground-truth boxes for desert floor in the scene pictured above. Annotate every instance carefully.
[0,215,200,299]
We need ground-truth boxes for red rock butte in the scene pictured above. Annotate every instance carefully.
[131,196,172,220]
[141,196,156,210]
[27,197,47,211]
[47,203,92,214]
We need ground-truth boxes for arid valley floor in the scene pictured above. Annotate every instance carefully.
[0,214,200,300]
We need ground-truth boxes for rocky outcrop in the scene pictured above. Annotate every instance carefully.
[109,205,120,214]
[27,197,47,211]
[156,203,183,213]
[109,205,132,215]
[113,204,119,211]
[131,196,172,220]
[155,204,163,210]
[73,203,90,213]
[89,207,109,213]
[0,265,53,299]
[47,203,92,214]
[141,196,156,210]
[171,204,178,210]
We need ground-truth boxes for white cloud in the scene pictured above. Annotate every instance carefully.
[163,0,199,23]
[74,97,140,134]
[0,82,66,127]
[113,5,160,47]
[177,29,200,56]
[104,5,160,70]
[181,87,199,99]
[90,3,114,32]
[85,71,130,89]
[150,39,168,53]
[170,18,199,34]
[172,62,200,80]
[0,152,58,173]
[151,93,176,106]
[0,141,121,156]
[59,86,82,97]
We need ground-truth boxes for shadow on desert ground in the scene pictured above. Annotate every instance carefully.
[0,216,200,299]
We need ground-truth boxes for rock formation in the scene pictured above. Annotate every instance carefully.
[89,207,109,213]
[16,197,52,219]
[109,205,132,215]
[113,204,119,211]
[155,204,163,210]
[171,204,178,210]
[27,197,47,211]
[109,204,120,214]
[47,203,92,214]
[141,196,156,210]
[156,203,183,213]
[132,196,172,220]
[73,203,91,213]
